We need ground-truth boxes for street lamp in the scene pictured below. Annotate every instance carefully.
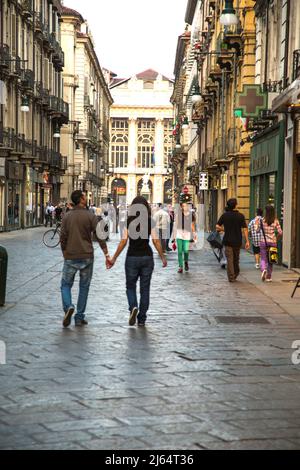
[181,117,189,129]
[220,0,238,26]
[175,137,181,149]
[21,95,30,112]
[75,141,81,153]
[191,84,203,104]
[53,124,61,139]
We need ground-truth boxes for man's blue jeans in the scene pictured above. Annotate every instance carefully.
[125,256,154,323]
[61,259,94,322]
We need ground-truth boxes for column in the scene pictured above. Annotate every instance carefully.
[128,117,137,172]
[155,118,164,174]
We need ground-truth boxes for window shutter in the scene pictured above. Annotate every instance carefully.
[44,58,49,89]
[49,63,52,93]
[11,14,17,56]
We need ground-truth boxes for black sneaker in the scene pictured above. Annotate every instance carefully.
[63,306,75,328]
[75,319,88,326]
[138,321,146,327]
[129,307,138,326]
[184,262,189,271]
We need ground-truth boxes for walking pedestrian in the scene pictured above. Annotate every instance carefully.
[216,198,250,283]
[108,196,167,327]
[172,198,197,273]
[153,203,170,253]
[44,202,54,227]
[166,204,175,252]
[248,208,263,269]
[255,205,282,282]
[59,190,112,328]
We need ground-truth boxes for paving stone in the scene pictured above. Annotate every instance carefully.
[1,228,300,449]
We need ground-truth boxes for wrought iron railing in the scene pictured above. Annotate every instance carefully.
[293,50,300,81]
[0,44,10,69]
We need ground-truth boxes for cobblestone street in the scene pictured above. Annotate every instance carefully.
[1,228,300,450]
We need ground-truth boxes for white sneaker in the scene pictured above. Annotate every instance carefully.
[255,264,260,269]
[266,278,273,282]
[261,270,267,282]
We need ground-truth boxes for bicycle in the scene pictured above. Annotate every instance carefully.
[43,221,61,248]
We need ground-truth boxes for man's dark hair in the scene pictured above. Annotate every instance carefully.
[256,208,263,217]
[158,203,162,208]
[226,198,238,210]
[71,190,84,206]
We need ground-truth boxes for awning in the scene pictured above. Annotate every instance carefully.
[272,79,300,113]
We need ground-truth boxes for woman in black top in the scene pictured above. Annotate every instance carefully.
[109,196,167,326]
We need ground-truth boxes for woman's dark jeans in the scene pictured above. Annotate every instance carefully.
[125,256,154,323]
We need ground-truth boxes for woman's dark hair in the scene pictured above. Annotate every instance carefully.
[129,196,151,217]
[264,205,275,226]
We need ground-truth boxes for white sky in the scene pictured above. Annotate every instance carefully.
[63,0,187,79]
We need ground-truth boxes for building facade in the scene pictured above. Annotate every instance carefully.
[0,0,68,231]
[172,0,256,230]
[259,0,300,268]
[60,7,113,206]
[109,70,174,206]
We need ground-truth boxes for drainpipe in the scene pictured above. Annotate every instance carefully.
[283,0,290,88]
[264,0,269,85]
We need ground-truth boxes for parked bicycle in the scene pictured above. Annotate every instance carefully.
[43,222,61,248]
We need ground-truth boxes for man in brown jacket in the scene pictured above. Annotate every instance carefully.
[60,190,111,328]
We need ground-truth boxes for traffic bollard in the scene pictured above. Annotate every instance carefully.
[0,246,8,307]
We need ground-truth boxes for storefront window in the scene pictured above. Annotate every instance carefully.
[7,182,21,228]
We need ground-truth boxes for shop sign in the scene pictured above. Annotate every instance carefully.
[251,154,270,172]
[199,172,208,190]
[236,85,268,118]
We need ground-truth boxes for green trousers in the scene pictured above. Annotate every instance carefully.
[177,238,190,268]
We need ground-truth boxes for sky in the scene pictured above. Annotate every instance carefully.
[63,0,187,79]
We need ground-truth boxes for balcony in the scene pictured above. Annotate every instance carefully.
[21,69,35,92]
[34,13,51,47]
[0,44,10,72]
[0,127,25,155]
[36,146,49,163]
[8,56,22,78]
[19,0,33,19]
[49,96,69,122]
[293,50,300,82]
[85,172,103,187]
[216,33,234,71]
[50,33,65,70]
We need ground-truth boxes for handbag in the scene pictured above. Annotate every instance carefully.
[207,231,223,250]
[260,220,278,264]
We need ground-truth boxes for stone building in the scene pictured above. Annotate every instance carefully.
[0,0,68,230]
[60,7,113,206]
[109,69,174,205]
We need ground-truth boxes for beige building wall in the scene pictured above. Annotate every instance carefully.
[60,8,113,204]
[109,71,174,205]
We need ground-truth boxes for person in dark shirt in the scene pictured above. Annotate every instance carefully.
[216,198,250,283]
[108,196,167,326]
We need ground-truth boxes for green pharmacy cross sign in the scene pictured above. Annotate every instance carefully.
[235,85,267,118]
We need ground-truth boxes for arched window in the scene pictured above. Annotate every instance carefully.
[111,119,128,167]
[137,119,155,168]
